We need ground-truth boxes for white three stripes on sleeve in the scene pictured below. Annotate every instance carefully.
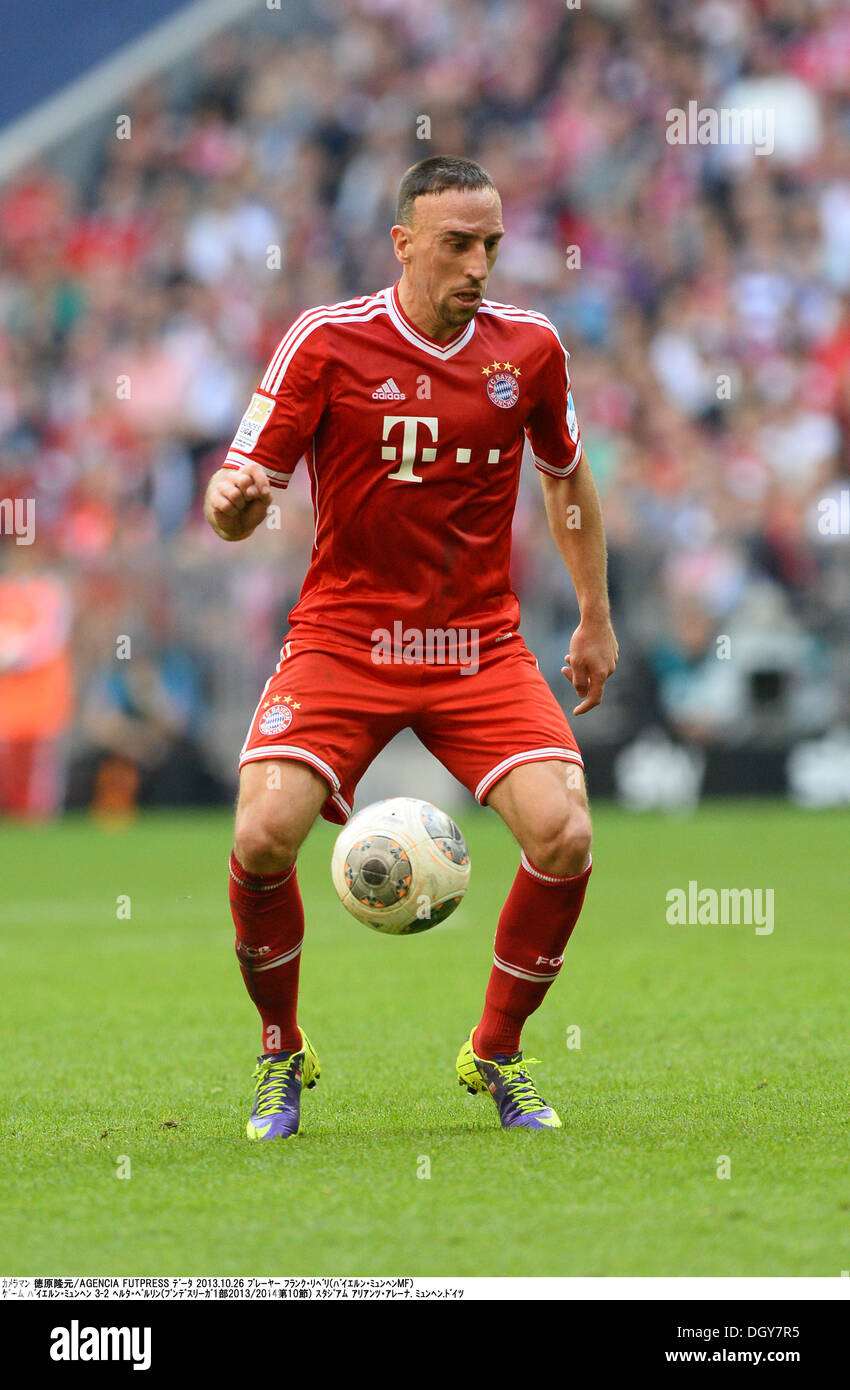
[260,294,386,397]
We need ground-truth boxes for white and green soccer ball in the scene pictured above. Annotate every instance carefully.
[331,797,471,935]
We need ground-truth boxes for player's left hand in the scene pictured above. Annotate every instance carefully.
[562,616,619,715]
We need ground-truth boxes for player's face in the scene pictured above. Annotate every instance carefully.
[393,188,504,341]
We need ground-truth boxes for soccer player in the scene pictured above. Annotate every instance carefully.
[204,156,618,1136]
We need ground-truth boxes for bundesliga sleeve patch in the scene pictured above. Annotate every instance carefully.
[233,393,275,454]
[566,390,579,442]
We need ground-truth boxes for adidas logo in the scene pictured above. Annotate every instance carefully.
[371,378,406,401]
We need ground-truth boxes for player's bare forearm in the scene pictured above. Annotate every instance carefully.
[204,464,272,542]
[540,462,609,617]
[540,462,619,715]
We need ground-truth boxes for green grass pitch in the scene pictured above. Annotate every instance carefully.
[0,801,846,1276]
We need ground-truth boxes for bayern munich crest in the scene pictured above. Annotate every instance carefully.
[258,699,295,736]
[482,360,521,409]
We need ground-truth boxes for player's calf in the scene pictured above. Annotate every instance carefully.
[475,764,594,1060]
[230,758,329,1087]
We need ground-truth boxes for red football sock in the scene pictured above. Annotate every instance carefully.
[474,852,592,1059]
[229,851,304,1055]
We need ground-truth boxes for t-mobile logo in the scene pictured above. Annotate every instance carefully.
[381,415,439,482]
[381,416,500,480]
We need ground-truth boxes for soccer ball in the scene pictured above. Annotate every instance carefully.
[331,797,471,935]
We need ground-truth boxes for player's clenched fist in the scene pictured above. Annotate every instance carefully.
[204,463,272,542]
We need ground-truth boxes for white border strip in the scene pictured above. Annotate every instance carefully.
[237,745,350,821]
[222,453,293,486]
[475,747,584,803]
[238,743,342,793]
[533,443,582,478]
[493,951,561,983]
[245,939,303,973]
[329,790,353,822]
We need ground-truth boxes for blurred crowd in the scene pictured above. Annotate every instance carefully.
[1,0,849,815]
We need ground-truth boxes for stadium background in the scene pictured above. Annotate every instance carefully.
[2,0,849,819]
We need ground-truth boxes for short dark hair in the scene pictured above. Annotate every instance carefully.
[395,155,498,226]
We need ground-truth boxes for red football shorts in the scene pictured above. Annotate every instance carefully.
[239,630,583,824]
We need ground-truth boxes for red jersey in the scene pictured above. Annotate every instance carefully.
[222,282,582,650]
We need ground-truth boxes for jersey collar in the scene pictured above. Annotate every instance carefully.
[383,283,477,360]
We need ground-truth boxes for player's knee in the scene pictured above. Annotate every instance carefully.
[233,808,299,875]
[528,808,592,879]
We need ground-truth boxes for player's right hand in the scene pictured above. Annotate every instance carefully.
[204,463,273,541]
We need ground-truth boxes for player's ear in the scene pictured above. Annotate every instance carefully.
[390,224,413,266]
